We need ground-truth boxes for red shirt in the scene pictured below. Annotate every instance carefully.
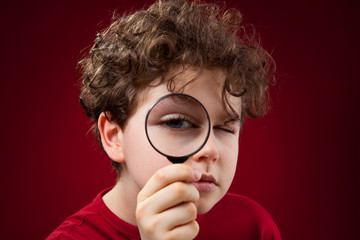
[47,188,281,239]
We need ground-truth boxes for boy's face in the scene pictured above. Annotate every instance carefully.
[120,67,241,214]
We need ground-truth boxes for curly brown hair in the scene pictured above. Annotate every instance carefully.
[78,0,275,174]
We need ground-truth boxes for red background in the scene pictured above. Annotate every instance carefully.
[1,0,359,239]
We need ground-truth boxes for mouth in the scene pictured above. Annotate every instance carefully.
[192,174,217,192]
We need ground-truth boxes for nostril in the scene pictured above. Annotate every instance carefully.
[192,146,220,162]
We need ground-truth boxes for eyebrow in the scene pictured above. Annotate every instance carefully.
[224,118,241,124]
[223,116,241,125]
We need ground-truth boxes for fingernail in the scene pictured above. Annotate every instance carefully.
[193,170,201,181]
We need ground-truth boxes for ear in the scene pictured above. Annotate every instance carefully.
[98,112,125,163]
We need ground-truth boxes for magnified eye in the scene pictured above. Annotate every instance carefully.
[166,119,189,129]
[160,114,198,130]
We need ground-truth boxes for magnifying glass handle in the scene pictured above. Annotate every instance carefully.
[167,156,188,164]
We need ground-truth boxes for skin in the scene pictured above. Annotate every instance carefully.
[99,67,242,239]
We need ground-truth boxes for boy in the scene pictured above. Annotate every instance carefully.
[48,0,281,239]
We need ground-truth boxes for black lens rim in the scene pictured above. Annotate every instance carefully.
[145,93,211,164]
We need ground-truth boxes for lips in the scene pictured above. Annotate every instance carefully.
[192,174,217,192]
[199,174,217,184]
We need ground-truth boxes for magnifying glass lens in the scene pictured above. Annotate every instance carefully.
[145,94,210,163]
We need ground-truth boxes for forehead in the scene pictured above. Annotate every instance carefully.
[140,66,242,119]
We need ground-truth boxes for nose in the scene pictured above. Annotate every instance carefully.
[191,130,220,162]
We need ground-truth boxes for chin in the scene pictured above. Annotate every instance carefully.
[196,194,221,214]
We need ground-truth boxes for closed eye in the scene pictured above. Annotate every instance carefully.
[214,126,237,134]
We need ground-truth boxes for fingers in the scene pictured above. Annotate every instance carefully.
[160,202,198,230]
[143,181,200,214]
[136,164,200,218]
[137,202,199,240]
[166,220,199,240]
[136,164,201,239]
[138,164,201,202]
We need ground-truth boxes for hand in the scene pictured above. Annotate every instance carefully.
[136,164,201,240]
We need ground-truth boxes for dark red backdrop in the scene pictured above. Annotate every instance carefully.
[1,0,358,239]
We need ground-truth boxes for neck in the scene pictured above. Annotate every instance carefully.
[102,171,140,226]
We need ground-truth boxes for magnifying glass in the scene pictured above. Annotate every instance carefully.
[145,93,211,163]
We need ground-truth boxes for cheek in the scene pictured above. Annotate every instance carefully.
[219,137,239,183]
[122,123,171,188]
